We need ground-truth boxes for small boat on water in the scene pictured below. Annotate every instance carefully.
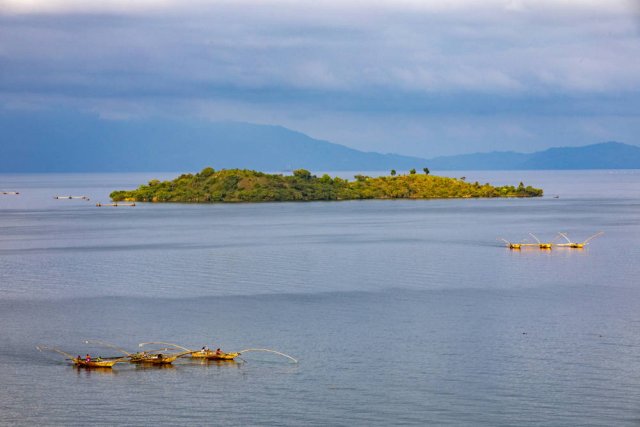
[72,357,120,368]
[54,195,89,200]
[130,352,185,365]
[85,340,189,365]
[37,346,125,369]
[555,232,604,249]
[190,349,241,360]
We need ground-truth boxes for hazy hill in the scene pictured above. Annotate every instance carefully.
[0,111,425,172]
[0,110,638,172]
[428,142,640,170]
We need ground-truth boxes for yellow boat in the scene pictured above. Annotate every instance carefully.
[130,352,185,365]
[84,340,189,365]
[72,357,120,368]
[189,349,240,360]
[556,232,603,249]
[556,242,584,248]
[527,234,552,249]
[206,351,240,361]
[37,346,125,369]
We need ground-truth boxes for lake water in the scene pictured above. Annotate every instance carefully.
[1,170,639,425]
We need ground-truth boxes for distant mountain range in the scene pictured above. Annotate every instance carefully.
[0,111,423,172]
[1,110,638,172]
[427,142,640,170]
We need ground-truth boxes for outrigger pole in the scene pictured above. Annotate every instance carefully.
[36,345,76,360]
[582,231,604,245]
[138,342,192,352]
[238,348,298,364]
[85,339,132,356]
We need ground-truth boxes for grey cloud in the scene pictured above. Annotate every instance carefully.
[1,1,639,156]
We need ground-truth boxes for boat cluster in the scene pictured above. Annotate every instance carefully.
[37,340,297,369]
[0,193,135,207]
[501,232,603,250]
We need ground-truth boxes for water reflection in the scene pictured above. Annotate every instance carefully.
[134,364,176,371]
[74,367,117,377]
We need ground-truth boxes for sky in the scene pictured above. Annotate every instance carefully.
[1,0,639,157]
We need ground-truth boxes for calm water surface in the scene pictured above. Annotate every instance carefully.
[0,170,639,426]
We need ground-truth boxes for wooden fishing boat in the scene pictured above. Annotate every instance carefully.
[131,353,182,365]
[84,341,189,365]
[202,351,240,361]
[37,346,125,369]
[188,349,238,360]
[556,232,604,249]
[72,357,120,368]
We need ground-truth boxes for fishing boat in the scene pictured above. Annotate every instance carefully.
[37,346,125,369]
[72,357,120,368]
[84,340,189,365]
[131,352,184,365]
[555,232,604,249]
[190,349,240,360]
[500,239,522,249]
[527,233,552,249]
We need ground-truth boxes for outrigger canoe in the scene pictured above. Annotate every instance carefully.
[84,340,189,365]
[190,350,240,361]
[37,346,125,369]
[72,357,120,368]
[129,352,184,365]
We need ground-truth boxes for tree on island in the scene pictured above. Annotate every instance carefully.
[390,169,396,176]
[423,167,430,175]
[200,167,215,177]
[293,169,312,180]
[409,168,416,174]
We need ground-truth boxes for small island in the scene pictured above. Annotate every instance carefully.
[110,168,543,203]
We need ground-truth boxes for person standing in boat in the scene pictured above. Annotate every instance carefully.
[85,354,91,362]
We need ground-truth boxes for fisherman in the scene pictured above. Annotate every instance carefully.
[202,345,209,353]
[85,354,91,362]
[215,348,222,356]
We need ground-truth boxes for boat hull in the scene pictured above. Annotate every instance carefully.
[131,355,179,365]
[206,352,240,361]
[73,359,118,368]
[191,351,240,360]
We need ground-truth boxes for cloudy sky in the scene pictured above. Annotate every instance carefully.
[1,0,639,156]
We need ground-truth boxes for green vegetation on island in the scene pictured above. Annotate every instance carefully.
[110,168,543,203]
